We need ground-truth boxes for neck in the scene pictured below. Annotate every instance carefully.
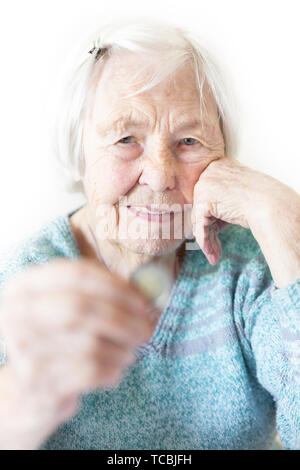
[69,205,183,281]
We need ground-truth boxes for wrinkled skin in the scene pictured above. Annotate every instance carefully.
[73,51,226,278]
[191,156,300,287]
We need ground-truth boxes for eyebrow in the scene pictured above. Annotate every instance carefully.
[96,117,148,137]
[96,116,205,137]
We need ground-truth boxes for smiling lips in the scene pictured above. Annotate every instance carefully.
[126,205,178,222]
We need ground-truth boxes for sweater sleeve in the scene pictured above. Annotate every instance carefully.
[239,253,300,450]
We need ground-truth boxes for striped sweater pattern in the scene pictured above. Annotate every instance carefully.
[0,210,299,450]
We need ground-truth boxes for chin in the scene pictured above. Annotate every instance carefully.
[119,237,184,256]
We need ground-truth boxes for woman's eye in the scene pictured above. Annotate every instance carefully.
[119,136,135,144]
[182,137,199,146]
[118,136,200,145]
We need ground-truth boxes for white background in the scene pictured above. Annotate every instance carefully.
[0,0,299,253]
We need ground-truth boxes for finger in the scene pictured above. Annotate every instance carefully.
[3,259,150,313]
[204,229,222,265]
[213,232,223,258]
[22,353,122,402]
[13,333,136,396]
[4,291,153,348]
[202,228,216,255]
[2,282,150,340]
[83,299,154,345]
[193,220,222,265]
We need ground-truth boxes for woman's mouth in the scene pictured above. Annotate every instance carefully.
[126,205,175,222]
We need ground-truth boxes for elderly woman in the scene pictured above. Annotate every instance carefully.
[0,18,299,451]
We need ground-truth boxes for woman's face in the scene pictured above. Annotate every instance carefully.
[82,52,225,256]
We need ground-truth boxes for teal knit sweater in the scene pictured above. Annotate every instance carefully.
[0,209,299,450]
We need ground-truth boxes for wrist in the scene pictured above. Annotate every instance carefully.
[247,197,300,288]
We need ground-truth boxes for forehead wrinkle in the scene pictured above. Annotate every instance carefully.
[96,118,148,137]
[95,108,153,137]
[94,93,222,142]
[96,110,215,137]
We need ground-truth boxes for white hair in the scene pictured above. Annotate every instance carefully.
[51,17,236,194]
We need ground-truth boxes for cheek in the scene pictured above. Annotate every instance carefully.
[84,159,140,205]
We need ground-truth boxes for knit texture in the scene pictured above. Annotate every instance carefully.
[0,209,299,450]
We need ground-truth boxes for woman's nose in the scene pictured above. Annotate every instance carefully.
[138,147,176,192]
